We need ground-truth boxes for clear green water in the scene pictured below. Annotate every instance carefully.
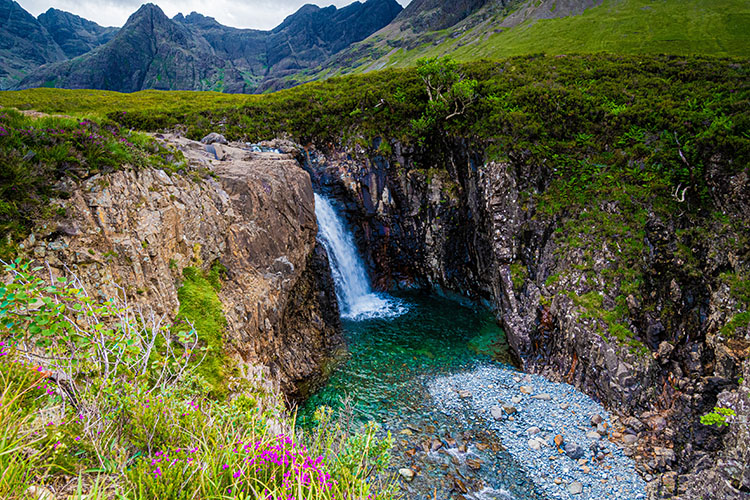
[300,291,512,425]
[300,292,542,499]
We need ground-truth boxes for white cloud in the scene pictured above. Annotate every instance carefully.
[16,0,411,30]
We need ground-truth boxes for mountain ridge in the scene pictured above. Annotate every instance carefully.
[14,0,404,93]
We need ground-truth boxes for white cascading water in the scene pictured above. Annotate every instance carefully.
[314,193,407,320]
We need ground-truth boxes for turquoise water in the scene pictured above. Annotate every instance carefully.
[300,292,542,500]
[300,292,512,425]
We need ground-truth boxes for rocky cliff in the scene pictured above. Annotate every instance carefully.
[0,0,66,89]
[300,138,749,498]
[37,8,118,59]
[23,135,341,399]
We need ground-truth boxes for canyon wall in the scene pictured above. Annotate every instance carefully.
[21,137,341,399]
[301,139,749,499]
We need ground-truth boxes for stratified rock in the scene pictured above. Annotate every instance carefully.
[25,134,342,398]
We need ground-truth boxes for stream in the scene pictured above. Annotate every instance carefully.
[302,194,647,500]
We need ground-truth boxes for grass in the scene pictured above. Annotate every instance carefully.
[175,265,229,396]
[0,263,397,499]
[335,0,750,72]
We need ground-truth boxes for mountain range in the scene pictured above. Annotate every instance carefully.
[2,0,748,93]
[1,0,403,92]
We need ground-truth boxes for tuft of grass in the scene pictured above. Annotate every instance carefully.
[175,266,229,396]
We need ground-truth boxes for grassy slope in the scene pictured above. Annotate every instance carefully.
[343,0,750,72]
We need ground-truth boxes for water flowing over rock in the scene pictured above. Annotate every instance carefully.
[314,192,406,320]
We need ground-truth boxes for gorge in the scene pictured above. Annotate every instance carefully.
[0,50,748,500]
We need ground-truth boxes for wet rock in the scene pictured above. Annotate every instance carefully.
[564,443,584,460]
[624,417,646,434]
[520,385,533,394]
[586,431,601,440]
[511,395,522,404]
[529,439,542,451]
[526,426,541,435]
[466,458,482,470]
[458,390,472,398]
[502,405,517,415]
[623,434,639,445]
[590,414,603,426]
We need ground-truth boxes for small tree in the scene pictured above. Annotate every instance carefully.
[416,56,478,119]
[411,56,478,142]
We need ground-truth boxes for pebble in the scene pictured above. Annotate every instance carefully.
[399,468,415,481]
[586,431,601,440]
[428,364,647,500]
[520,385,533,394]
[532,393,552,400]
[511,395,522,404]
[568,481,583,495]
[490,406,504,420]
[502,405,517,415]
[590,414,603,426]
[564,443,584,460]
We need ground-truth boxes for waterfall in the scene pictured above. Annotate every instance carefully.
[314,193,406,320]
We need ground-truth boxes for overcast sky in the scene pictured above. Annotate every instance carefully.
[17,0,410,30]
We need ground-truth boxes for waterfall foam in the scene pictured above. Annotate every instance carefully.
[314,193,407,320]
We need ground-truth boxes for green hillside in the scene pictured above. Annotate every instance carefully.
[322,0,750,75]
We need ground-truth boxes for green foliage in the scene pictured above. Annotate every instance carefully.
[175,266,229,396]
[411,56,478,144]
[0,262,398,499]
[700,406,737,427]
[0,109,184,259]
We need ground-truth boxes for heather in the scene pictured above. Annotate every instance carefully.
[0,109,184,259]
[0,260,397,499]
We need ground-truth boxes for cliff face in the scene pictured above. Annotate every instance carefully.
[24,135,341,398]
[301,140,749,498]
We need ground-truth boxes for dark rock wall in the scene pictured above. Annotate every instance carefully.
[300,139,749,498]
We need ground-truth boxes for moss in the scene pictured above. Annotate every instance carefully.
[175,266,229,396]
[571,291,647,354]
[510,261,528,290]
